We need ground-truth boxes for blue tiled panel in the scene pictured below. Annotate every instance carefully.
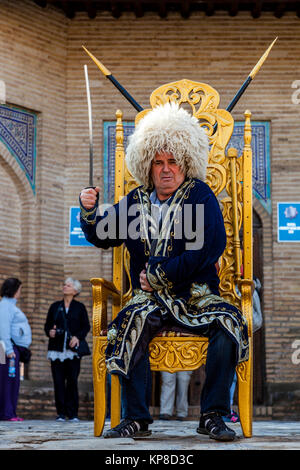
[229,122,271,214]
[103,121,135,203]
[0,105,37,194]
[103,121,271,213]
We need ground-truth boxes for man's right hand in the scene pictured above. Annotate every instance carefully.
[7,352,16,359]
[80,187,100,209]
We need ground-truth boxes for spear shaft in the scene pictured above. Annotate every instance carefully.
[82,45,143,112]
[226,76,251,112]
[107,74,143,112]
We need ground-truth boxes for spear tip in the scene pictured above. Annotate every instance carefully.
[249,37,278,79]
[82,45,111,77]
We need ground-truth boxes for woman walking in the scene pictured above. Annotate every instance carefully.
[0,278,32,421]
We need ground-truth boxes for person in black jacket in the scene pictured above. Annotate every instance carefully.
[44,278,90,422]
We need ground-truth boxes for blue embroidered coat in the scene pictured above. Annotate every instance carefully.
[80,178,248,377]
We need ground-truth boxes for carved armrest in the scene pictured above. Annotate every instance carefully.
[239,278,254,337]
[90,278,121,337]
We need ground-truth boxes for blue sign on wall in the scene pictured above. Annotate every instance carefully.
[277,202,300,242]
[69,206,93,247]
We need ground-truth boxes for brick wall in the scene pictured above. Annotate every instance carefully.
[0,157,21,279]
[0,0,68,385]
[0,0,299,418]
[65,10,300,415]
[17,380,94,420]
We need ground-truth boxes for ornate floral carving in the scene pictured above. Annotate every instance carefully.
[124,165,139,194]
[149,337,208,371]
[91,281,105,337]
[206,164,227,196]
[237,361,248,382]
[94,339,107,382]
[149,80,220,116]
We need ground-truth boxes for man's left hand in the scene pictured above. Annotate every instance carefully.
[139,269,154,292]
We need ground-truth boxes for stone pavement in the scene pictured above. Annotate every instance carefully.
[0,419,300,451]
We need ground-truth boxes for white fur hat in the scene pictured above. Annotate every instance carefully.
[125,102,209,188]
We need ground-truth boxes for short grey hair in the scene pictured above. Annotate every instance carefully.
[65,277,82,295]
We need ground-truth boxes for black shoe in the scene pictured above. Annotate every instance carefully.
[197,412,236,441]
[103,419,152,438]
[159,414,172,420]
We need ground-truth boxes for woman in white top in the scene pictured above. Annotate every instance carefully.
[0,278,32,421]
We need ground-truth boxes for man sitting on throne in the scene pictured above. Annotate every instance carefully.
[79,102,248,441]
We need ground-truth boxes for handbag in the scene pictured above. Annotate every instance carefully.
[17,345,32,364]
[56,303,91,358]
[12,341,31,364]
[71,339,91,358]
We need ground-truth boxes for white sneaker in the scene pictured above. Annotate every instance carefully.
[55,415,66,422]
[68,417,80,422]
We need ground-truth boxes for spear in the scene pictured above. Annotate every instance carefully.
[82,45,143,112]
[225,37,278,112]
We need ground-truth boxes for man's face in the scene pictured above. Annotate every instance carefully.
[151,151,185,200]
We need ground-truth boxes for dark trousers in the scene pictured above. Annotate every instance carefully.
[121,352,153,423]
[200,325,237,415]
[50,358,81,418]
[120,320,237,423]
[0,346,20,420]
